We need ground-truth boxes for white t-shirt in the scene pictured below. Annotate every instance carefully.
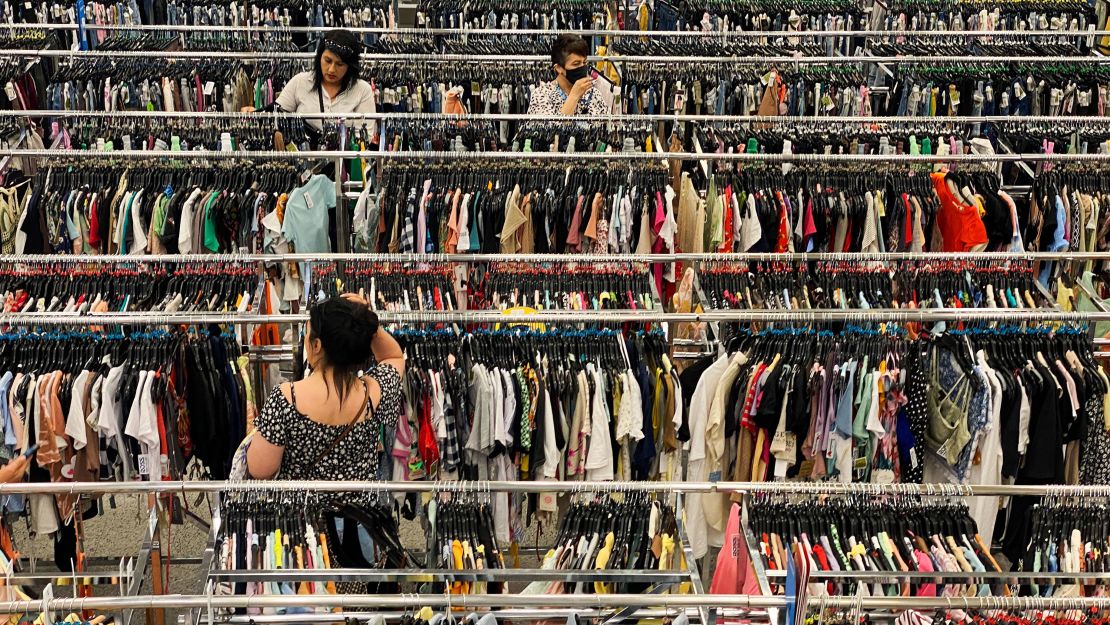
[276,71,376,136]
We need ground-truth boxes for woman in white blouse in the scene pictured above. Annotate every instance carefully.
[243,29,376,137]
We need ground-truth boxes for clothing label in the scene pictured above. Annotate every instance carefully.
[783,432,797,458]
[303,191,314,209]
[538,492,558,513]
[708,470,722,482]
[872,469,895,484]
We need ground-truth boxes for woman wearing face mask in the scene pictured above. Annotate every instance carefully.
[242,29,376,139]
[527,34,609,117]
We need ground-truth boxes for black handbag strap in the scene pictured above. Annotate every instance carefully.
[311,379,373,466]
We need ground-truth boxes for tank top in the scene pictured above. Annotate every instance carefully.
[931,172,988,252]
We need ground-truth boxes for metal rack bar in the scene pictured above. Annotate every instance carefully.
[223,608,750,625]
[0,594,788,612]
[207,568,692,583]
[4,573,132,584]
[18,148,1110,162]
[0,308,1108,324]
[0,251,1101,263]
[20,22,1110,37]
[16,110,1110,124]
[674,491,712,625]
[0,480,1106,496]
[12,49,1110,62]
[2,592,1108,613]
[762,570,1110,581]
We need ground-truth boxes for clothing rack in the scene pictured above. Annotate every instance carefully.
[3,309,1110,323]
[1,591,1109,613]
[15,50,1110,62]
[0,480,1106,497]
[218,609,714,624]
[0,309,1108,324]
[1,252,1108,263]
[19,111,1110,123]
[9,148,1110,162]
[206,568,694,583]
[8,22,1108,38]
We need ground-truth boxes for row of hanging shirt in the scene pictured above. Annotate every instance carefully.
[75,0,395,47]
[14,162,302,256]
[294,257,1055,316]
[46,58,295,113]
[370,161,674,256]
[1006,499,1110,592]
[696,259,1049,311]
[214,494,416,604]
[415,0,607,31]
[745,496,1004,599]
[55,115,311,153]
[0,329,255,534]
[383,328,679,545]
[670,165,1017,257]
[681,326,1110,562]
[310,261,657,312]
[516,494,685,594]
[0,263,256,314]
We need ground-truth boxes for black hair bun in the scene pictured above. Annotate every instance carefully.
[310,297,376,369]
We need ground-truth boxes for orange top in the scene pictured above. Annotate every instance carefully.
[931,172,987,252]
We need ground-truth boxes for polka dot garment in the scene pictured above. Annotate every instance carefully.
[901,350,930,484]
[254,363,402,483]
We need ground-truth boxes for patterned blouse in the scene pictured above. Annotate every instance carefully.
[527,80,611,117]
[254,363,402,482]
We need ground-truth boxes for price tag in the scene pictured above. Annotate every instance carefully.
[538,492,558,513]
[203,81,215,96]
[872,469,895,484]
[303,191,314,209]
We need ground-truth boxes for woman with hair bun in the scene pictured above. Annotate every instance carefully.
[246,294,404,481]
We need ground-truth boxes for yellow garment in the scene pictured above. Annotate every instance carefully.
[658,534,676,570]
[495,306,545,332]
[451,540,468,593]
[318,534,337,595]
[1057,278,1077,311]
[594,532,616,593]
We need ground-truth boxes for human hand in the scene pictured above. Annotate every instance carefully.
[570,77,595,99]
[341,292,371,309]
[0,455,29,483]
[240,106,257,113]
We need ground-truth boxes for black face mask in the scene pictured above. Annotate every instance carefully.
[563,65,590,84]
